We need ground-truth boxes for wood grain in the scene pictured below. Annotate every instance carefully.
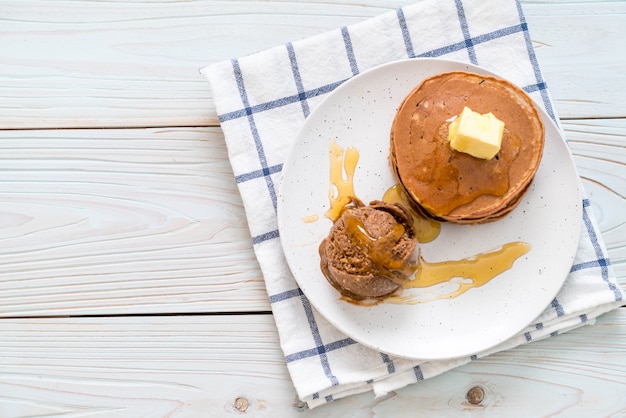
[0,128,269,316]
[0,0,409,129]
[0,310,624,417]
[1,0,624,129]
[564,118,626,279]
[525,1,626,119]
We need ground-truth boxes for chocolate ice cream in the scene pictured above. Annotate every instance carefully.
[319,199,418,300]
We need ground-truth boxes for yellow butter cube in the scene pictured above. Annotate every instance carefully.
[448,106,505,159]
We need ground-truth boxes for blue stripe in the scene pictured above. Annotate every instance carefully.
[285,337,357,363]
[251,229,279,245]
[396,8,415,57]
[418,23,524,58]
[551,298,565,317]
[269,287,303,304]
[300,294,340,386]
[287,42,310,118]
[235,163,282,183]
[581,199,623,301]
[218,79,347,123]
[413,365,424,381]
[381,353,396,374]
[514,0,556,122]
[570,258,612,272]
[522,82,547,94]
[341,26,359,76]
[475,22,526,41]
[231,59,279,212]
[454,0,478,64]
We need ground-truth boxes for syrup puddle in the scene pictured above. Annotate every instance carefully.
[388,241,530,304]
[382,184,441,243]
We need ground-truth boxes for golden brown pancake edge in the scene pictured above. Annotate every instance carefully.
[389,71,545,224]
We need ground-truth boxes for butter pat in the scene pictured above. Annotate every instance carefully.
[448,106,505,159]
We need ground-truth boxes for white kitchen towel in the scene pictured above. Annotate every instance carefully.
[202,0,624,409]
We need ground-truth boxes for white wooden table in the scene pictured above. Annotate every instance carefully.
[1,1,624,416]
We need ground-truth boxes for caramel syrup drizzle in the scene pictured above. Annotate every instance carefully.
[326,138,359,222]
[382,184,441,243]
[388,242,530,304]
[322,139,530,304]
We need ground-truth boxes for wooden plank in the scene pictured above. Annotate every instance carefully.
[563,118,626,279]
[0,310,624,416]
[0,0,411,130]
[524,1,626,120]
[1,0,624,129]
[0,127,270,316]
[0,122,624,316]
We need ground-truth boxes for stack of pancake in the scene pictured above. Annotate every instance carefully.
[389,71,545,224]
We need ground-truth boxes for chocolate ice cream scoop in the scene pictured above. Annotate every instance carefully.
[319,199,418,300]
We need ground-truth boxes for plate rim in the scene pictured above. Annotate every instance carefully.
[277,57,582,360]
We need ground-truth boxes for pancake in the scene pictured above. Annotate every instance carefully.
[389,71,545,224]
[319,199,418,300]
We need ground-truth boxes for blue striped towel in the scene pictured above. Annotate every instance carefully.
[202,0,623,409]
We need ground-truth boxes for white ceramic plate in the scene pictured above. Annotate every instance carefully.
[277,58,581,360]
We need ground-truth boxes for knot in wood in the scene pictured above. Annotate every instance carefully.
[466,386,484,405]
[234,396,249,413]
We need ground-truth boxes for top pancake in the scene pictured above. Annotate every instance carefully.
[390,71,545,223]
